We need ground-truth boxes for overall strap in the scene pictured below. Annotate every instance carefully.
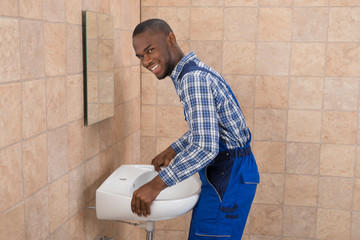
[179,61,241,108]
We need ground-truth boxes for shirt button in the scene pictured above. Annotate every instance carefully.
[226,153,229,156]
[221,172,225,176]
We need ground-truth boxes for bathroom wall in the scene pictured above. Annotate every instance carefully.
[0,0,141,239]
[140,0,360,239]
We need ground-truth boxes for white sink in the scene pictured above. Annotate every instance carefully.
[96,164,201,221]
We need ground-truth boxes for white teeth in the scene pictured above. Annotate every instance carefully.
[151,64,159,71]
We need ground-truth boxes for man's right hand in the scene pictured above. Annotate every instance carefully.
[151,145,176,172]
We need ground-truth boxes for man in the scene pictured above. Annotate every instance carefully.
[131,19,259,239]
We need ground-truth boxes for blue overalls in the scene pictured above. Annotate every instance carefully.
[179,62,260,239]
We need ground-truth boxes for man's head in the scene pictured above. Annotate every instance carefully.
[132,19,183,79]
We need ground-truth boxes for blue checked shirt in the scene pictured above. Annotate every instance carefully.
[159,52,250,186]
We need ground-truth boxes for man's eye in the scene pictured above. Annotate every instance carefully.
[148,48,154,54]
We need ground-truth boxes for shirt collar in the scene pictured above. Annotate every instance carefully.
[170,52,197,83]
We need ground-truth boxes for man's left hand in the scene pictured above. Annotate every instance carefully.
[131,175,168,217]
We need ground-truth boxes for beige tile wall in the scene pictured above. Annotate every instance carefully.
[0,0,141,239]
[140,0,360,239]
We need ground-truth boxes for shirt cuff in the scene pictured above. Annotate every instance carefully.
[159,166,179,187]
[171,141,183,154]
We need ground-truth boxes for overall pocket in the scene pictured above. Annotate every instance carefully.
[194,221,232,238]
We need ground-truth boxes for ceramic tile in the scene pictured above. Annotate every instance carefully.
[192,0,224,6]
[259,0,292,6]
[141,7,158,21]
[141,105,156,136]
[85,155,101,202]
[329,7,360,42]
[258,7,292,41]
[85,123,100,160]
[120,66,140,103]
[22,79,46,139]
[289,77,323,110]
[67,119,84,170]
[354,178,360,210]
[292,7,328,41]
[97,13,114,39]
[316,208,351,240]
[115,30,132,67]
[320,144,355,177]
[69,209,86,240]
[140,137,156,163]
[190,41,223,72]
[98,39,114,72]
[290,43,326,76]
[49,175,69,233]
[190,8,223,40]
[224,8,257,41]
[252,141,286,173]
[156,215,186,230]
[22,134,47,197]
[0,144,22,213]
[156,137,178,154]
[253,109,287,141]
[318,176,353,209]
[323,78,359,111]
[158,0,191,6]
[326,43,360,77]
[0,0,19,16]
[157,106,188,138]
[255,76,288,109]
[330,0,360,6]
[49,221,69,240]
[226,75,255,108]
[157,77,181,106]
[294,0,329,5]
[253,173,284,204]
[122,98,141,137]
[256,42,291,75]
[0,18,20,83]
[249,204,283,235]
[46,76,67,130]
[43,0,65,22]
[287,110,322,143]
[284,174,318,207]
[19,0,42,19]
[0,86,21,148]
[223,42,256,74]
[66,25,83,74]
[141,0,157,6]
[0,203,25,240]
[155,230,186,240]
[158,7,190,41]
[283,206,316,238]
[47,127,68,182]
[44,23,66,76]
[67,74,84,122]
[225,0,257,6]
[321,111,357,145]
[69,164,86,216]
[65,0,82,24]
[118,0,133,30]
[20,20,45,79]
[286,143,320,175]
[24,187,49,240]
[351,211,360,240]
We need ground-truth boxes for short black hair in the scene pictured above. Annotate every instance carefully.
[133,18,173,38]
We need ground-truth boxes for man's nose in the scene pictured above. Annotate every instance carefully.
[142,54,152,68]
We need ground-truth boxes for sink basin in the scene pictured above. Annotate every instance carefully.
[96,164,201,221]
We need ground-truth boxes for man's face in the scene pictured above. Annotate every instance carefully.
[133,30,173,80]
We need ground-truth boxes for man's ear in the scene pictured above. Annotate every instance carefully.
[168,32,176,46]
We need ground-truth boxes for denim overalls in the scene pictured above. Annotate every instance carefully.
[179,62,260,239]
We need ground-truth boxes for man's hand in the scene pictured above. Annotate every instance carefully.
[151,145,176,172]
[131,175,168,217]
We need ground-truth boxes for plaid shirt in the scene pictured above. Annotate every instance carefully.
[159,52,250,186]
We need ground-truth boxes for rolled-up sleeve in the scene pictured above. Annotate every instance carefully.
[160,73,219,186]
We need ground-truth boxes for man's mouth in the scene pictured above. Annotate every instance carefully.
[150,64,159,72]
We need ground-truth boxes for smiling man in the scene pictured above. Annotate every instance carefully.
[132,19,259,239]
